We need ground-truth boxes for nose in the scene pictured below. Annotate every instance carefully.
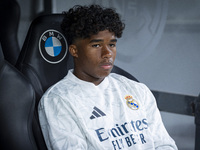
[102,45,112,58]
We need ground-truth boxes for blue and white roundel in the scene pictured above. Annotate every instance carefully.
[45,37,62,57]
[39,29,68,64]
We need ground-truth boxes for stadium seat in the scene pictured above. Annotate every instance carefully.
[16,14,72,107]
[16,14,138,150]
[0,49,37,149]
[16,14,72,150]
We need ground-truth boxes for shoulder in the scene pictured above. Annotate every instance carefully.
[38,77,73,112]
[109,73,156,107]
[42,70,78,98]
[41,75,77,105]
[109,73,141,86]
[44,79,67,96]
[109,73,151,94]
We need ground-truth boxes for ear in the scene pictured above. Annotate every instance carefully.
[69,45,78,58]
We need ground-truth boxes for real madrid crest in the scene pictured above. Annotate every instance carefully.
[125,95,139,110]
[39,29,68,64]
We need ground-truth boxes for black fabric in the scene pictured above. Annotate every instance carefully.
[0,0,20,65]
[0,60,37,150]
[16,14,72,106]
[16,14,72,150]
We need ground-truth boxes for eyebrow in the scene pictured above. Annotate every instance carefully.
[89,39,117,43]
[111,39,117,42]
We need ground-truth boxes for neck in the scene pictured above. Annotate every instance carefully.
[73,69,105,86]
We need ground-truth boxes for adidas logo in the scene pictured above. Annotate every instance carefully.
[90,106,106,120]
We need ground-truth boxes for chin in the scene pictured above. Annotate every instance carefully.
[98,70,112,78]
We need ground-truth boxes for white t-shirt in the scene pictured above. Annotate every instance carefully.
[38,70,178,150]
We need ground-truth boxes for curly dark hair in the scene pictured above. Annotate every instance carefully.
[61,4,125,45]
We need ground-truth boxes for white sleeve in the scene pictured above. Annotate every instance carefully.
[38,93,87,150]
[142,84,178,150]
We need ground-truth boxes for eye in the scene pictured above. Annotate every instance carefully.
[92,44,100,48]
[109,44,116,48]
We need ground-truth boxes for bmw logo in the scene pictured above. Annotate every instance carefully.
[39,29,68,64]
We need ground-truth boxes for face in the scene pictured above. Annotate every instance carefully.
[69,30,117,85]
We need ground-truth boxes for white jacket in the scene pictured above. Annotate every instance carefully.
[38,70,178,150]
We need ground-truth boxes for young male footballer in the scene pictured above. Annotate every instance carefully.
[38,4,178,150]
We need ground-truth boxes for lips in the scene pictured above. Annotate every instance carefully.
[100,61,113,70]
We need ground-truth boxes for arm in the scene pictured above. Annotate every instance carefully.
[142,84,178,150]
[38,93,87,150]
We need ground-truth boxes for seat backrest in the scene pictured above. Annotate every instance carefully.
[16,14,73,106]
[0,0,20,65]
[16,13,138,105]
[16,14,138,150]
[16,14,73,150]
[0,50,37,150]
